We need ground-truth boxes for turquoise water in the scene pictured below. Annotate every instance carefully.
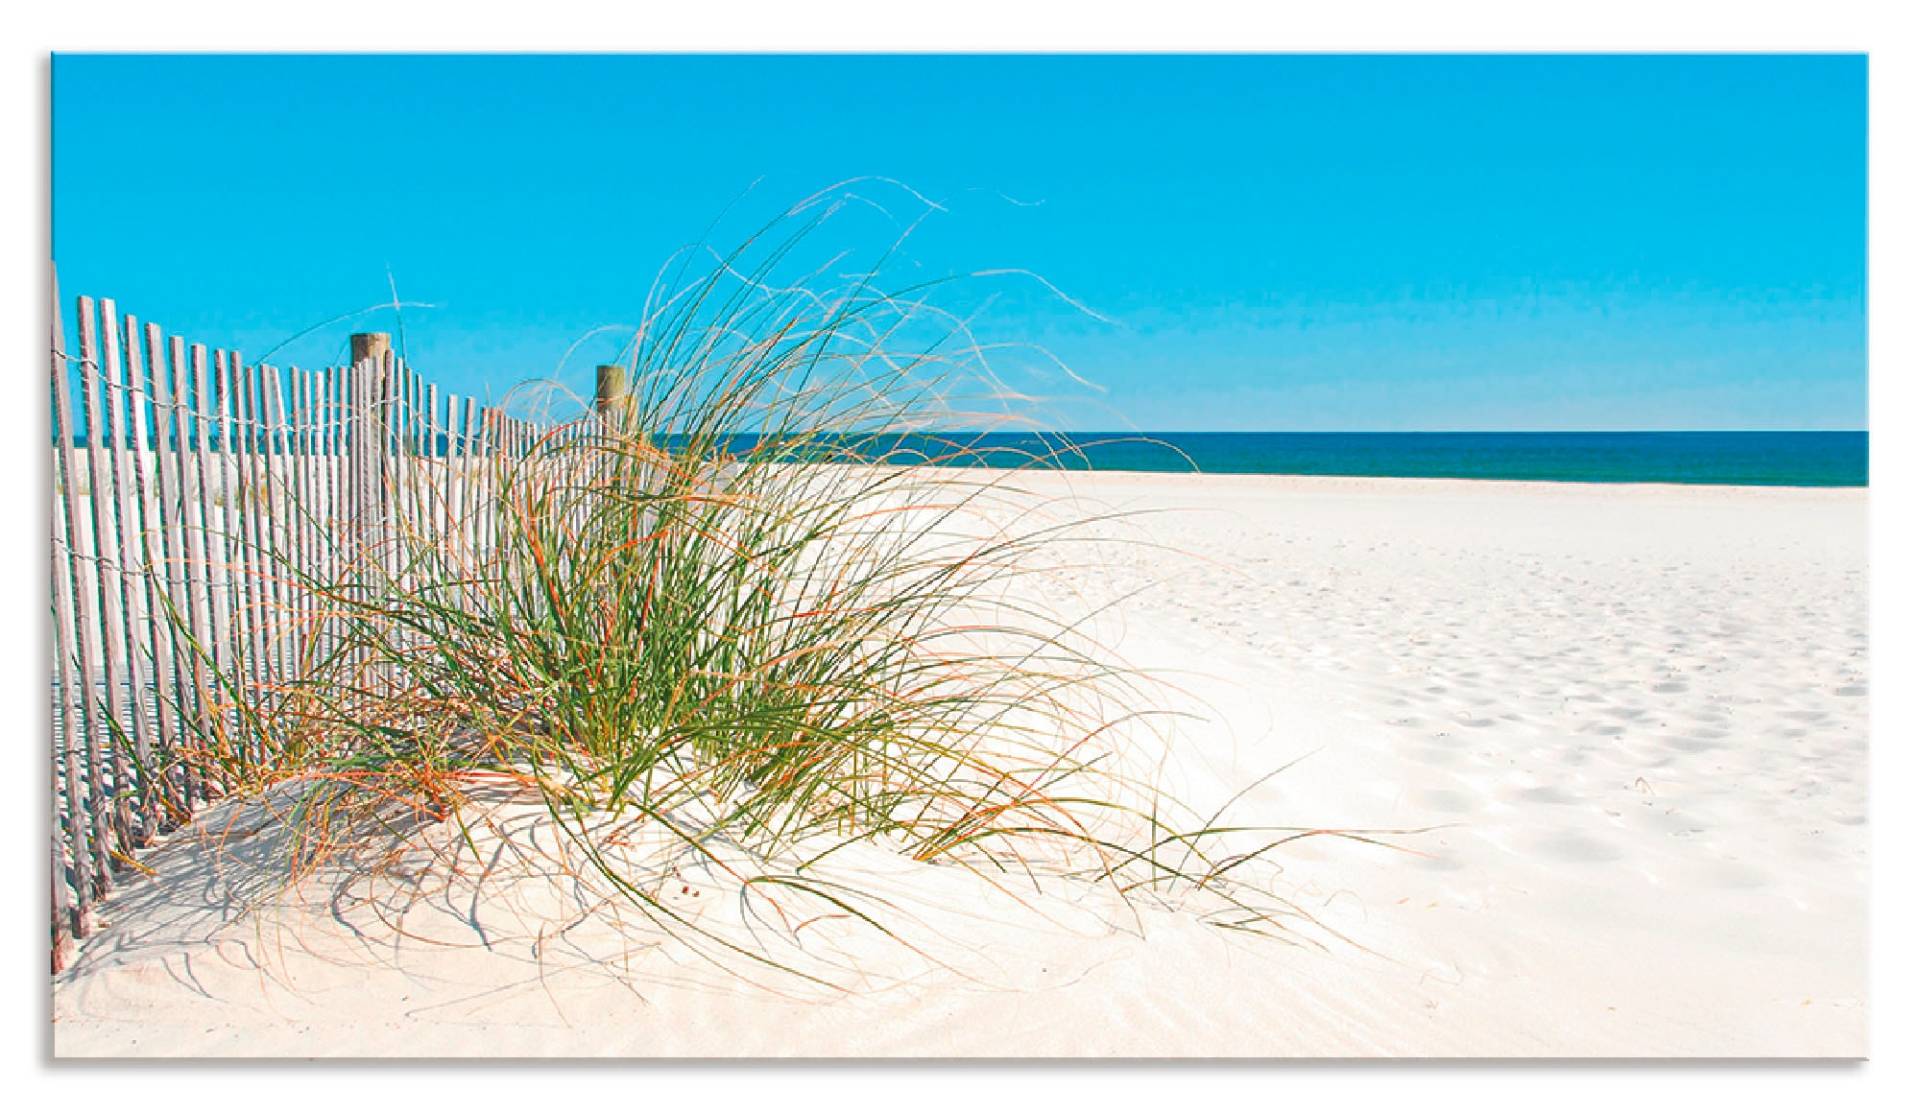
[69,430,1865,487]
[885,431,1868,487]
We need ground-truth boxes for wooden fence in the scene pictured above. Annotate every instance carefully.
[47,285,562,971]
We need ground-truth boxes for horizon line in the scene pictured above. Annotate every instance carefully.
[911,428,1870,436]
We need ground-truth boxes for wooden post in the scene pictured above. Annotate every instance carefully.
[596,364,631,501]
[349,333,391,517]
[595,364,630,418]
[348,333,390,585]
[350,332,391,370]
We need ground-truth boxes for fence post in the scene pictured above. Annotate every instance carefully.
[351,332,392,370]
[348,333,392,569]
[351,331,392,512]
[596,364,630,419]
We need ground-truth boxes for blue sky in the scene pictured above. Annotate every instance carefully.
[52,54,1866,430]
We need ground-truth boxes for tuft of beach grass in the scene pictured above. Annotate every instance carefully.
[146,198,1390,990]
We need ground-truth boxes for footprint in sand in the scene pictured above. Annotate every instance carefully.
[1413,744,1464,767]
[1506,784,1576,805]
[1533,830,1624,863]
[1554,746,1596,767]
[1413,787,1477,813]
[1693,860,1770,890]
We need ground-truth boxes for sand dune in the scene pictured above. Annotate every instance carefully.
[52,474,1867,1057]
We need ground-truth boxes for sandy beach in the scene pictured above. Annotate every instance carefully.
[50,472,1868,1058]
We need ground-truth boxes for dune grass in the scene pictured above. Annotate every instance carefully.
[146,201,1374,988]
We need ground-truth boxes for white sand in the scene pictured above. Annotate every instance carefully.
[51,473,1867,1057]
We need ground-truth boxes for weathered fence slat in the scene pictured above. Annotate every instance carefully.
[197,347,235,760]
[152,329,200,809]
[437,388,453,553]
[65,329,112,894]
[122,313,185,825]
[261,365,295,687]
[289,368,314,679]
[459,397,480,595]
[51,482,90,935]
[214,352,243,711]
[77,300,137,858]
[324,365,345,663]
[173,336,217,801]
[51,278,98,946]
[217,355,248,708]
[383,353,403,590]
[234,360,270,723]
[100,303,159,840]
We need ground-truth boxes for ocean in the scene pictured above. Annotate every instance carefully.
[888,431,1868,487]
[64,430,1866,488]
